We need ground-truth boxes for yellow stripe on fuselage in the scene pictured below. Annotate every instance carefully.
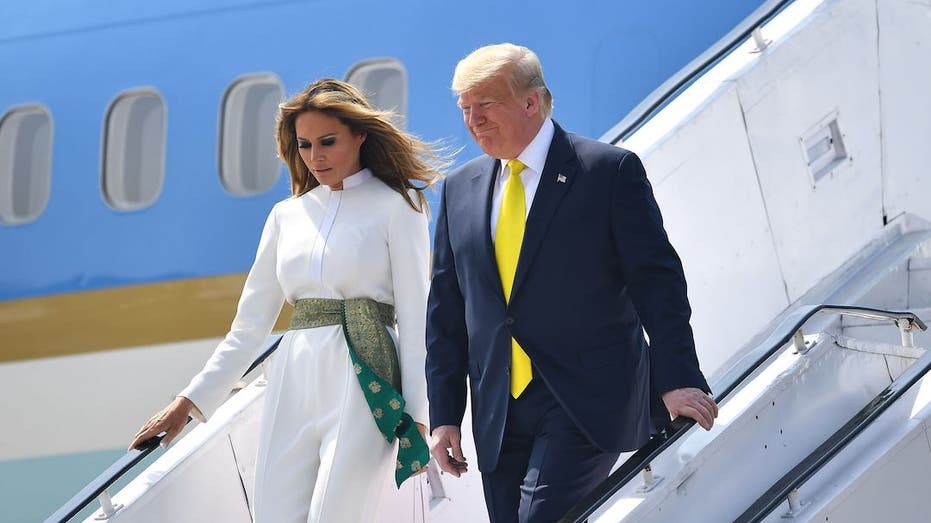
[0,275,293,363]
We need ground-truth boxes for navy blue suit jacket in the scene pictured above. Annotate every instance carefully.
[425,122,710,472]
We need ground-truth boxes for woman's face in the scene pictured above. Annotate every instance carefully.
[295,110,366,190]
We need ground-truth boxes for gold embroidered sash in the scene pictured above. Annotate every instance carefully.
[289,297,429,487]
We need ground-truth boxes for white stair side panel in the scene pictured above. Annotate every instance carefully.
[758,371,931,523]
[811,428,931,522]
[102,429,253,523]
[224,389,264,516]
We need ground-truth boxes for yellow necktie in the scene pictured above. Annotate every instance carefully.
[495,159,533,398]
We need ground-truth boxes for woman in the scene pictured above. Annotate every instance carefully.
[130,79,446,522]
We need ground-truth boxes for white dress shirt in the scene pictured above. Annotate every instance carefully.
[490,118,556,240]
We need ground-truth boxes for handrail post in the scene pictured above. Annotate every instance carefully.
[783,487,805,517]
[636,464,663,493]
[255,361,269,387]
[92,489,123,520]
[425,458,449,511]
[642,464,653,486]
[751,27,770,53]
[792,329,807,354]
[897,318,916,348]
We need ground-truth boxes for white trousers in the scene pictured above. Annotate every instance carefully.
[252,328,396,523]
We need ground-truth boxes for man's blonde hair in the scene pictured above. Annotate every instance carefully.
[452,43,553,118]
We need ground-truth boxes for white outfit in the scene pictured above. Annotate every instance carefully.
[179,169,430,522]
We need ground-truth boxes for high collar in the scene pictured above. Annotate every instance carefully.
[323,167,373,191]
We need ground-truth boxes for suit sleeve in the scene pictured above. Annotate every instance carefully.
[388,194,431,427]
[610,152,710,395]
[425,180,470,431]
[179,205,286,420]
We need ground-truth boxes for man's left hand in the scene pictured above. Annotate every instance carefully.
[662,387,718,430]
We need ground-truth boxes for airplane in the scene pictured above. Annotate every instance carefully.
[9,0,875,520]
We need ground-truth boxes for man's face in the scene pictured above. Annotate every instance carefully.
[457,78,540,159]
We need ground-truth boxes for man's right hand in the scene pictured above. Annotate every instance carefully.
[429,424,469,477]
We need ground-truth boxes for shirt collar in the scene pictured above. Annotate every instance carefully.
[499,118,555,175]
[339,167,373,190]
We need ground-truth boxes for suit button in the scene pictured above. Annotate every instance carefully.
[505,317,514,325]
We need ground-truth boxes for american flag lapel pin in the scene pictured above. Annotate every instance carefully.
[556,174,567,183]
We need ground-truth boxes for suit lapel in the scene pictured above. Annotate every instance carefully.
[469,157,506,304]
[511,124,577,300]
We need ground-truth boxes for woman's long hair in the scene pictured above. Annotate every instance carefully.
[277,79,448,212]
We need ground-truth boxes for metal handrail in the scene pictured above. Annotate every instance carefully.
[736,337,931,522]
[559,304,926,523]
[44,335,284,523]
[598,0,793,145]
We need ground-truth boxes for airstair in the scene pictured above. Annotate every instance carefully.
[47,224,931,523]
[566,226,931,522]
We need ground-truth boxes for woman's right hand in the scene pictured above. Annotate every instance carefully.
[129,396,195,451]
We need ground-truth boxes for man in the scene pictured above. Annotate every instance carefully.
[426,43,718,522]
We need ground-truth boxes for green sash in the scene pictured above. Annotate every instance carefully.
[289,297,430,487]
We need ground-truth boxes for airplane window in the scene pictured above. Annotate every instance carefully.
[346,58,407,128]
[0,105,52,225]
[220,74,284,196]
[102,89,166,211]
